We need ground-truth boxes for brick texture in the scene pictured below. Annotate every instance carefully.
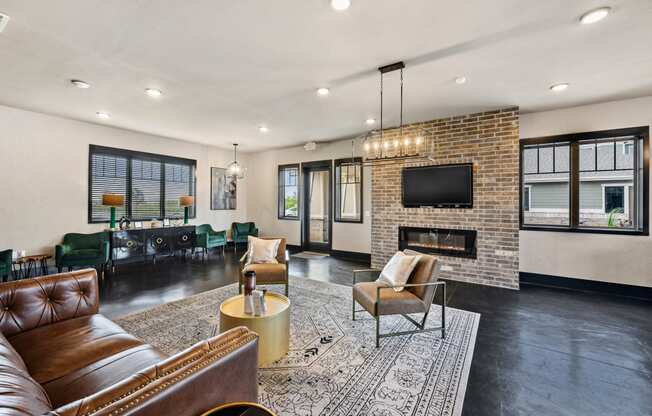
[371,107,520,289]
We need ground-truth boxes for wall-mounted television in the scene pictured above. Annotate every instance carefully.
[402,163,473,208]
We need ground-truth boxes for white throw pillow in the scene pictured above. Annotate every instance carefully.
[376,251,421,292]
[247,236,281,265]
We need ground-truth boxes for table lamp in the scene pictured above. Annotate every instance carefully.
[102,194,125,230]
[179,196,194,224]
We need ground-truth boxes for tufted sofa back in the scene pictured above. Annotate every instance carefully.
[0,269,99,337]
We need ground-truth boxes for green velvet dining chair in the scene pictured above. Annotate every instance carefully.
[55,232,110,277]
[195,224,227,259]
[231,222,258,253]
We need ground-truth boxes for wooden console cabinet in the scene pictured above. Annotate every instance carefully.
[110,226,196,264]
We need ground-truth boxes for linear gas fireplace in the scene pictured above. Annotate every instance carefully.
[399,226,477,259]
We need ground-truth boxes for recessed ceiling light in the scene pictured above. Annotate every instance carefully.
[579,7,611,24]
[317,87,330,96]
[96,112,110,120]
[259,126,269,133]
[331,0,351,11]
[70,79,90,89]
[455,76,467,85]
[550,83,569,92]
[145,88,163,98]
[365,118,376,125]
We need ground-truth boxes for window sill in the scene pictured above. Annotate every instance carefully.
[520,225,648,236]
[278,217,300,221]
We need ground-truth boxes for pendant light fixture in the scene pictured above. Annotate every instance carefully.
[226,143,245,179]
[361,61,427,163]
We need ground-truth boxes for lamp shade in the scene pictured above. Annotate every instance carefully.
[179,196,194,207]
[102,193,125,207]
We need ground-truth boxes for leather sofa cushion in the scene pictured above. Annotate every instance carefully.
[243,263,286,282]
[0,332,52,415]
[43,344,166,408]
[8,314,152,385]
[353,281,427,316]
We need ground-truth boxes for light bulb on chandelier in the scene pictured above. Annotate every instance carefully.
[226,143,246,179]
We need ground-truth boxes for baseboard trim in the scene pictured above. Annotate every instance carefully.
[286,244,302,254]
[520,272,652,301]
[329,250,371,263]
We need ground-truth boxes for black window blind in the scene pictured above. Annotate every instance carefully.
[89,145,196,223]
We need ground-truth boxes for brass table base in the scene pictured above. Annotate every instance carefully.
[219,293,290,365]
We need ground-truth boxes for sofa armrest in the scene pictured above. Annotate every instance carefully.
[50,327,259,416]
[0,269,99,337]
[251,228,259,237]
[211,230,227,242]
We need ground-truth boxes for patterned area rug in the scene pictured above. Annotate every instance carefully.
[115,277,480,416]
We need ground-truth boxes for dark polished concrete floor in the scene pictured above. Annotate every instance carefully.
[99,250,652,416]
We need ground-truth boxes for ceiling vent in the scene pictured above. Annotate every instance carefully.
[0,13,10,33]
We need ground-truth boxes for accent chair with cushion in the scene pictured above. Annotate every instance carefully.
[352,249,446,348]
[196,224,227,258]
[0,249,11,282]
[239,237,289,296]
[56,231,110,276]
[0,269,259,416]
[231,222,259,253]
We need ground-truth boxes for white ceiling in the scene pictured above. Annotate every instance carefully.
[0,0,651,151]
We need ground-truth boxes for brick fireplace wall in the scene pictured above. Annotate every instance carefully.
[371,107,520,289]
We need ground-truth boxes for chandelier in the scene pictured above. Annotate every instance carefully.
[361,61,427,163]
[226,143,246,179]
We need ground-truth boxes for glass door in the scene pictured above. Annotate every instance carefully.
[302,161,331,252]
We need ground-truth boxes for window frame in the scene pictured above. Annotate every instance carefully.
[88,145,197,224]
[520,127,649,236]
[278,163,300,220]
[334,157,364,224]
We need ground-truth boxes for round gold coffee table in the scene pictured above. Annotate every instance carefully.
[219,293,290,365]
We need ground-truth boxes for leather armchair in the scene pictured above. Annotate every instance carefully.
[352,249,446,347]
[0,249,11,282]
[239,237,289,296]
[231,222,258,252]
[196,224,227,258]
[0,269,259,416]
[56,232,110,275]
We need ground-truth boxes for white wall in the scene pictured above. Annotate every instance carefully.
[520,96,652,288]
[247,140,371,253]
[0,105,249,255]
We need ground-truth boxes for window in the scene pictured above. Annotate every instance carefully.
[521,143,570,226]
[520,127,649,235]
[603,185,625,213]
[334,158,363,223]
[278,164,299,219]
[89,145,196,223]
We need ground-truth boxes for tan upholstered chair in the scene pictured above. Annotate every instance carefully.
[352,249,446,347]
[239,237,289,296]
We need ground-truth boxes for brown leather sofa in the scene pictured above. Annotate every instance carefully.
[0,269,259,416]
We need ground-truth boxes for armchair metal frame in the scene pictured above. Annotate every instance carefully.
[352,268,446,348]
[239,249,290,296]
